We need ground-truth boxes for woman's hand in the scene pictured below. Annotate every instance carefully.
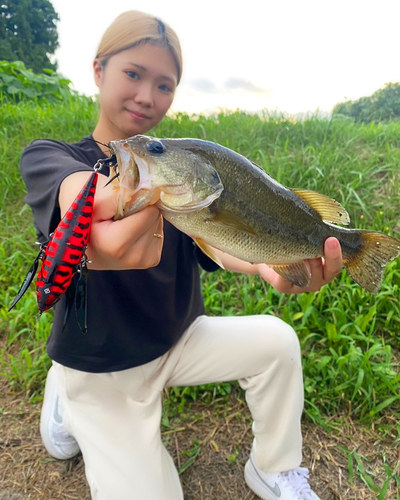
[59,172,164,270]
[258,237,343,293]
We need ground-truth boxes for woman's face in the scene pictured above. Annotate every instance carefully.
[94,43,178,140]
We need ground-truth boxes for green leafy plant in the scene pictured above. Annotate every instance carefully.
[0,60,85,103]
[1,104,400,424]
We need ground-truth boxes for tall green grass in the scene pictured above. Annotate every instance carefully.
[1,100,400,424]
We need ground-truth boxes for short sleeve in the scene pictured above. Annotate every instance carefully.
[20,140,94,241]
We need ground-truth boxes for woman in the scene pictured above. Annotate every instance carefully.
[20,10,342,500]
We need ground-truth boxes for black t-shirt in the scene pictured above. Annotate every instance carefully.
[20,136,218,373]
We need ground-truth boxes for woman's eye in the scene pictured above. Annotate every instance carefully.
[126,71,139,80]
[159,84,173,93]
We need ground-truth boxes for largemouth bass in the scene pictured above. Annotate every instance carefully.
[109,135,400,293]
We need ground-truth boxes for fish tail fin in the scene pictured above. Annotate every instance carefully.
[343,232,400,293]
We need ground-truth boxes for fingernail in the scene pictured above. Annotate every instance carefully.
[326,238,338,250]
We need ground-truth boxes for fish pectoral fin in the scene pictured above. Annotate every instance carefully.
[211,208,258,236]
[292,189,350,225]
[194,238,225,269]
[269,261,311,288]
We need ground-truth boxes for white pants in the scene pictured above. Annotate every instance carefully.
[52,314,304,500]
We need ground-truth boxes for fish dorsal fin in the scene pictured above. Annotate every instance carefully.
[211,208,259,235]
[291,189,350,225]
[269,261,311,288]
[194,238,225,269]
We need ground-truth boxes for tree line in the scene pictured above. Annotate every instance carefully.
[333,83,400,123]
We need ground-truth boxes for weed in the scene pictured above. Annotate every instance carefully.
[1,102,400,426]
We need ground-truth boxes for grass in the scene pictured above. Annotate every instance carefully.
[1,99,400,497]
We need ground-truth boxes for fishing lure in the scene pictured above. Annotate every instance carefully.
[9,155,116,333]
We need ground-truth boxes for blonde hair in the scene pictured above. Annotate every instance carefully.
[96,10,182,83]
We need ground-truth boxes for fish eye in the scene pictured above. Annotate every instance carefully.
[146,140,166,155]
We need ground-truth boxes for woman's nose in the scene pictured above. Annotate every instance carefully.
[134,84,154,107]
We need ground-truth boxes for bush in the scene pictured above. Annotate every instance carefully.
[0,60,81,103]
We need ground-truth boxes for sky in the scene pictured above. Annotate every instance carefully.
[50,0,400,116]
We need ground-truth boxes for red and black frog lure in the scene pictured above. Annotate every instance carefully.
[9,153,118,333]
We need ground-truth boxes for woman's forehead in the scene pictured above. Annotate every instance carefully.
[112,44,178,79]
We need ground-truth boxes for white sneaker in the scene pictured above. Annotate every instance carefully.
[245,453,321,500]
[40,366,80,460]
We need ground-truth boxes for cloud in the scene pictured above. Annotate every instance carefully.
[188,78,219,93]
[224,77,271,94]
[183,77,271,98]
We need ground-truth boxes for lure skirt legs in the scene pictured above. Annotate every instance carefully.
[52,314,304,500]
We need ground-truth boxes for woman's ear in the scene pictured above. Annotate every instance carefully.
[93,59,103,87]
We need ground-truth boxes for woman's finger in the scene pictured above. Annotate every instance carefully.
[322,237,343,282]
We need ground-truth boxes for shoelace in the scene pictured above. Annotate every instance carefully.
[282,467,314,500]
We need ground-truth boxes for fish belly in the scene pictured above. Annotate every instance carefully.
[164,209,324,265]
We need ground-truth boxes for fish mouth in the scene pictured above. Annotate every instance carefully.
[110,140,190,219]
[108,141,139,218]
[109,141,143,191]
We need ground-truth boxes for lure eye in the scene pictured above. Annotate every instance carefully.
[146,140,166,155]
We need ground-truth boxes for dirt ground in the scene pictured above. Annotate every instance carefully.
[1,379,399,500]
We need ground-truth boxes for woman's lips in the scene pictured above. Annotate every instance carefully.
[127,110,150,121]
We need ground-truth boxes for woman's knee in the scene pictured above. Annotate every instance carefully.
[258,315,301,363]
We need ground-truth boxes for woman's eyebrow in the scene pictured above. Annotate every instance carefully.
[127,62,146,71]
[127,62,176,83]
